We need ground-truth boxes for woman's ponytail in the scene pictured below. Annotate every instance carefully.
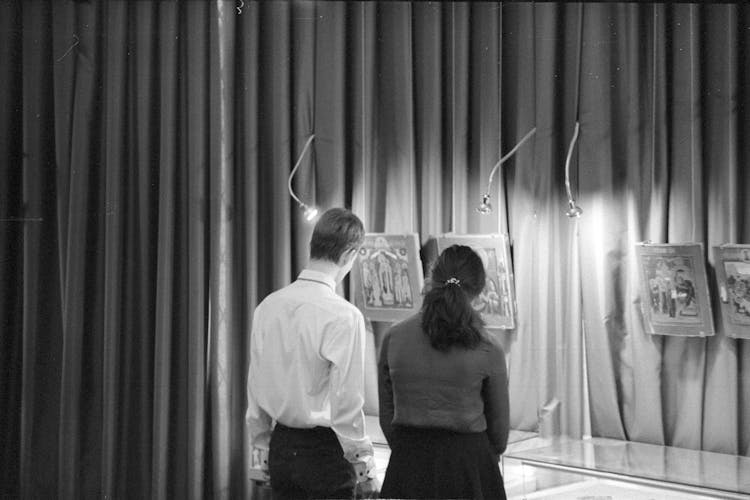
[421,245,486,351]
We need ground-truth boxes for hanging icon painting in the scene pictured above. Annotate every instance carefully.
[350,234,424,322]
[635,243,714,337]
[713,245,750,339]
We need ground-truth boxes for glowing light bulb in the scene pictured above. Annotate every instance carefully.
[565,199,583,218]
[476,194,493,214]
[301,203,318,221]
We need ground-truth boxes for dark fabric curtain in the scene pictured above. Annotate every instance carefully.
[1,1,216,498]
[2,1,750,499]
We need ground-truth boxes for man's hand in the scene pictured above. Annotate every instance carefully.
[249,431,272,483]
[355,476,381,499]
[353,456,380,499]
[352,454,377,483]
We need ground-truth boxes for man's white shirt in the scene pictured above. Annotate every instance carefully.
[246,269,374,468]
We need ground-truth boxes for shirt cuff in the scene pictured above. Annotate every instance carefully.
[340,434,373,462]
[351,454,377,483]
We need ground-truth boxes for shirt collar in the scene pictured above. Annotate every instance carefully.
[297,269,337,292]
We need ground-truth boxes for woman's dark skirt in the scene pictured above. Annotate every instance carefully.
[380,426,506,500]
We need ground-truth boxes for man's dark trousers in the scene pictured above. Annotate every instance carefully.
[269,423,357,500]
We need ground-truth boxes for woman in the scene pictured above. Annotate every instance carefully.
[378,245,510,499]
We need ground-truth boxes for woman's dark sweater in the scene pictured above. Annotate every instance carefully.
[377,313,510,455]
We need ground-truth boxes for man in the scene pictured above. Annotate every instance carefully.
[246,208,375,499]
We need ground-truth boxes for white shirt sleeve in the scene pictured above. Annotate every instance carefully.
[246,307,272,450]
[321,308,374,464]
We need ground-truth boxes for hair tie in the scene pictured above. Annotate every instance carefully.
[444,277,461,287]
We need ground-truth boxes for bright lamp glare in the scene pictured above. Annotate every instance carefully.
[303,205,318,221]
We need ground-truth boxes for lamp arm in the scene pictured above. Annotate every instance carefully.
[484,127,537,196]
[288,134,316,206]
[564,122,580,202]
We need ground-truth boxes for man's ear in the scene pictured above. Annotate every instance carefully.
[339,247,357,266]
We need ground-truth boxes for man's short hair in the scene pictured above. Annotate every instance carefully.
[309,208,365,263]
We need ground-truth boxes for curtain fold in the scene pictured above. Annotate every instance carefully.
[373,2,417,234]
[701,4,739,455]
[151,2,179,497]
[661,3,707,451]
[578,1,630,442]
[620,2,669,447]
[3,2,750,499]
[122,2,158,496]
[500,2,539,433]
[101,1,127,495]
[236,1,259,492]
[185,0,210,497]
[0,2,22,497]
[209,2,243,498]
[19,2,64,499]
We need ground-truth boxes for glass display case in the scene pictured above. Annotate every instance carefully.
[502,436,750,499]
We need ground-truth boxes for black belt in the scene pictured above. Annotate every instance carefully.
[274,422,333,435]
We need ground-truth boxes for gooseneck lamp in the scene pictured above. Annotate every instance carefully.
[565,3,585,219]
[476,127,537,214]
[564,122,583,218]
[287,134,319,222]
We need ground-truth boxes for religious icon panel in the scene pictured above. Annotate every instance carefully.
[635,243,714,336]
[423,233,516,330]
[350,233,424,322]
[714,244,750,339]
